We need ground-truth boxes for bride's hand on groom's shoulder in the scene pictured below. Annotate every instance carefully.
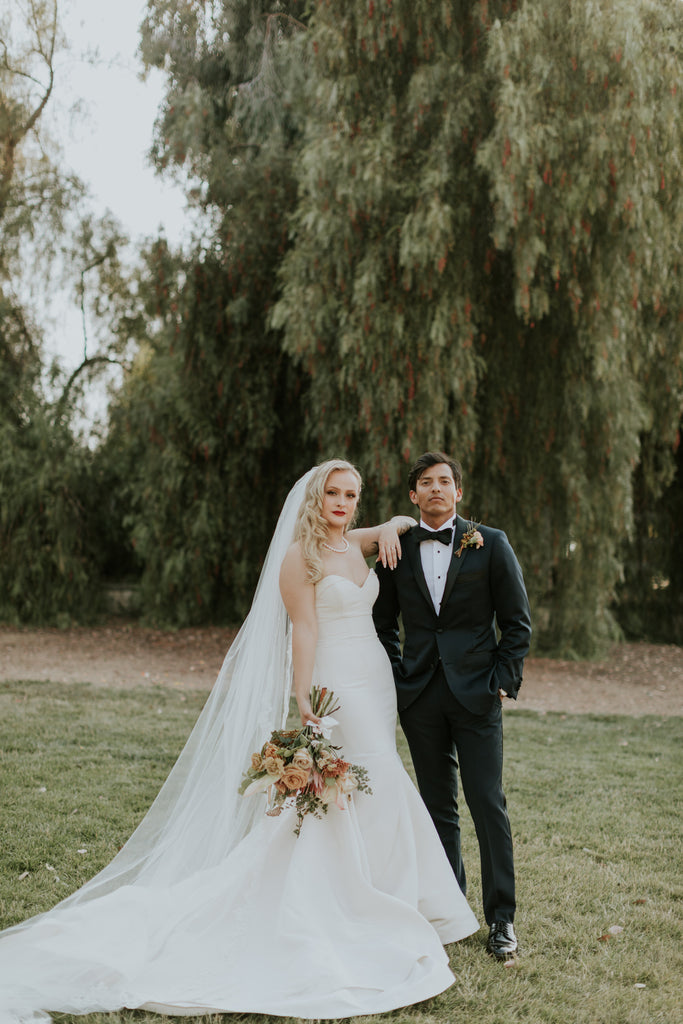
[376,524,402,570]
[376,516,415,570]
[351,516,414,569]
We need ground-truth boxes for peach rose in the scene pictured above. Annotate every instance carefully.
[315,749,335,769]
[263,755,285,776]
[336,773,358,795]
[320,775,356,808]
[251,752,264,771]
[292,749,314,771]
[281,765,311,791]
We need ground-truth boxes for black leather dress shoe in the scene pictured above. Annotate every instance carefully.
[486,921,518,959]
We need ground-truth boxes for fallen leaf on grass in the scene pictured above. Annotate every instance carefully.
[608,925,624,935]
[634,983,646,989]
[18,871,29,880]
[598,934,612,942]
[633,898,647,905]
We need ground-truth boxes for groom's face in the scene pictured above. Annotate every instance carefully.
[409,463,462,528]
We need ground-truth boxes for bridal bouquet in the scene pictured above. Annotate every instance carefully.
[239,686,372,836]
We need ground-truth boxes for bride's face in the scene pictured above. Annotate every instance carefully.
[320,470,360,531]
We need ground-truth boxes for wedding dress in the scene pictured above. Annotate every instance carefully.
[0,475,478,1023]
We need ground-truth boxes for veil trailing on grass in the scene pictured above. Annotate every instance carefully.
[1,470,314,932]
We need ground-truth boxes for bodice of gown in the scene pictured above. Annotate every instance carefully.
[314,569,380,646]
[312,569,397,759]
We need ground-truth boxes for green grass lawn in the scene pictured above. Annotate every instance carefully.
[0,680,681,1024]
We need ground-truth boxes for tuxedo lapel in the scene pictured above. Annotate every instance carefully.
[404,530,436,615]
[439,514,469,613]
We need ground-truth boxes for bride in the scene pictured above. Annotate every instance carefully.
[0,460,478,1023]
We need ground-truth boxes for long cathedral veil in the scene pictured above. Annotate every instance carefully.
[1,470,314,938]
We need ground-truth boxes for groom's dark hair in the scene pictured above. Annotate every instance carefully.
[408,451,462,492]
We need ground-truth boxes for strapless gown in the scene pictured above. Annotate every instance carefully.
[0,570,478,1022]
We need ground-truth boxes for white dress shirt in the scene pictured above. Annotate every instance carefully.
[418,516,456,614]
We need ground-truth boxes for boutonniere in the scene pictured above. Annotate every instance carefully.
[455,522,484,558]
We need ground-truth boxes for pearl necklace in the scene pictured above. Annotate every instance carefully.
[321,537,350,554]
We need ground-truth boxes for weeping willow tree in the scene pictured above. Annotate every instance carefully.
[105,0,681,645]
[271,0,682,653]
[474,0,682,650]
[273,1,493,491]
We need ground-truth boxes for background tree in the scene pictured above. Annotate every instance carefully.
[272,0,682,654]
[103,0,315,623]
[4,0,679,648]
[474,0,682,652]
[0,1,128,622]
[617,420,683,644]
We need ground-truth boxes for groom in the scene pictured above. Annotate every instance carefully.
[373,451,531,959]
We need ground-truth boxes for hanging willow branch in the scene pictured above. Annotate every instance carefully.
[55,355,123,420]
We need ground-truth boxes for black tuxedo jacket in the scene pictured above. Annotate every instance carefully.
[373,515,532,715]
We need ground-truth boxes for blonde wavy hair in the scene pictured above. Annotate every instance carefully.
[294,460,362,583]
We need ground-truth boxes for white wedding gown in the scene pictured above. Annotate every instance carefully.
[0,570,478,1022]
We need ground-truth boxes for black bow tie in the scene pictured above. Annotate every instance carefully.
[413,526,453,545]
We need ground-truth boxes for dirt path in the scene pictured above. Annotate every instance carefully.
[1,622,681,717]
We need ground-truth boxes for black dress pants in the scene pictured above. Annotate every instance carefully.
[399,665,516,925]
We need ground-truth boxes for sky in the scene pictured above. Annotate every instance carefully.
[45,0,191,370]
